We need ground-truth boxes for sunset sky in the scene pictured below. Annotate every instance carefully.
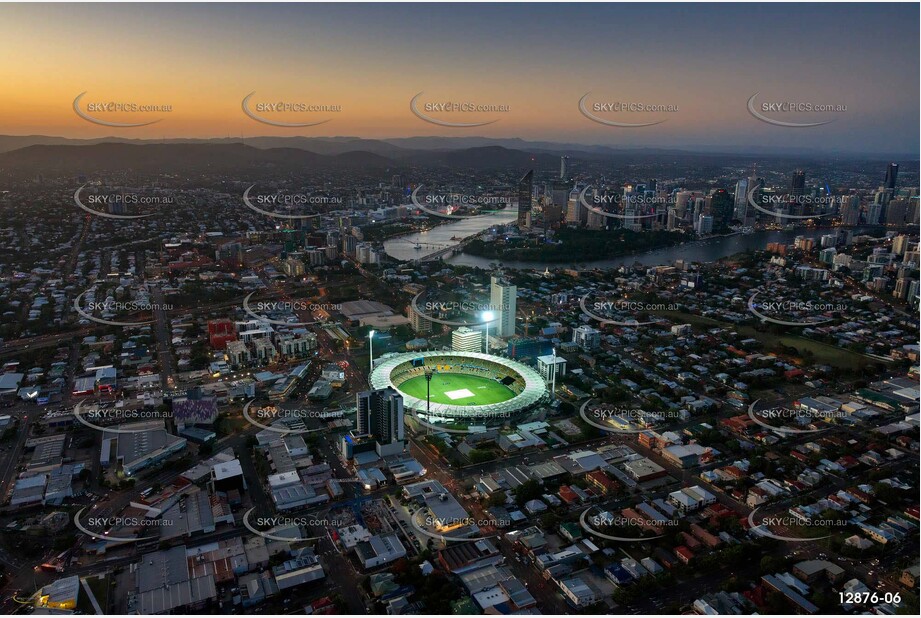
[1,2,917,154]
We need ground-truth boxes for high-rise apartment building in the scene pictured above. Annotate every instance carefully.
[451,326,483,353]
[490,274,517,338]
[356,388,405,456]
[885,163,899,189]
[517,170,533,228]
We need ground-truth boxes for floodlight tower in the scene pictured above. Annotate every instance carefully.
[550,347,558,400]
[482,311,495,354]
[423,366,438,433]
[368,330,376,371]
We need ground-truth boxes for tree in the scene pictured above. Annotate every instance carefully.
[513,480,542,506]
[468,449,496,464]
[485,491,507,508]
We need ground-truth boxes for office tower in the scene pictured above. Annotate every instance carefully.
[451,326,483,353]
[674,191,693,217]
[356,388,405,456]
[874,189,891,204]
[666,208,680,231]
[586,208,606,230]
[543,202,563,227]
[696,214,714,235]
[886,199,908,225]
[560,156,569,180]
[622,204,642,232]
[867,203,882,225]
[546,180,568,226]
[733,178,749,221]
[839,195,859,226]
[692,197,705,224]
[341,234,358,256]
[908,198,921,226]
[885,163,899,189]
[550,181,569,212]
[566,188,584,225]
[490,274,517,338]
[790,171,805,193]
[517,170,533,228]
[708,189,733,231]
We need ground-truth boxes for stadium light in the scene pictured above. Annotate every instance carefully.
[482,311,495,354]
[551,347,557,400]
[368,330,376,371]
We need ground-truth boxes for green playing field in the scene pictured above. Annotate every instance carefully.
[398,373,515,406]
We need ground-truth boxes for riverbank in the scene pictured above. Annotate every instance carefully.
[464,227,686,263]
[446,225,886,271]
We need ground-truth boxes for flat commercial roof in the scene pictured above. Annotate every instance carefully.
[213,459,243,481]
[0,373,24,392]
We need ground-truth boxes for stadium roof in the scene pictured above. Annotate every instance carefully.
[370,351,546,420]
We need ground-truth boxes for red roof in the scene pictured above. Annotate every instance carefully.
[558,485,580,504]
[586,469,619,491]
[674,545,694,561]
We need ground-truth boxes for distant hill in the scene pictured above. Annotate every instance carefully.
[0,142,395,174]
[0,137,914,176]
[2,134,914,161]
[0,142,565,174]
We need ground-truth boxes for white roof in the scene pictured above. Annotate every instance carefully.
[213,459,243,480]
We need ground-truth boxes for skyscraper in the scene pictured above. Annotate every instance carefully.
[560,156,569,180]
[356,387,405,456]
[885,163,899,189]
[546,180,568,227]
[708,188,733,231]
[733,178,749,222]
[517,170,533,228]
[791,170,806,195]
[490,274,517,338]
[696,214,714,235]
[566,188,584,225]
[886,199,908,225]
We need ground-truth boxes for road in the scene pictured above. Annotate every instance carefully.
[150,285,176,390]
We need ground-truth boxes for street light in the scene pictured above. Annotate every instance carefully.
[368,330,376,371]
[482,311,495,354]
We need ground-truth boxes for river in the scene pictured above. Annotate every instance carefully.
[382,208,518,261]
[383,213,883,271]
